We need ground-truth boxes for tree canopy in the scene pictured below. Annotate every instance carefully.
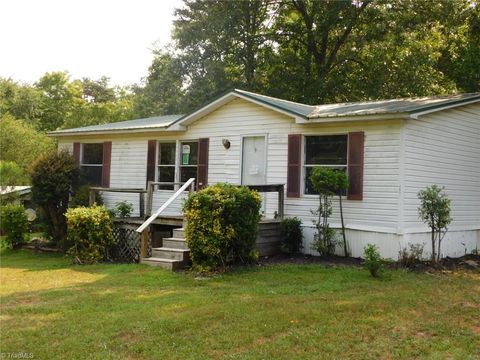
[1,0,478,185]
[139,0,479,114]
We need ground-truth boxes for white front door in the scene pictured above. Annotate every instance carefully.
[242,136,266,185]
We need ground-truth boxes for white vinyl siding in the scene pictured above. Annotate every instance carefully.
[56,98,403,229]
[402,103,480,233]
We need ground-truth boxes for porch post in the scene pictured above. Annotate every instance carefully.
[140,228,149,259]
[88,189,96,206]
[146,181,153,217]
[278,184,284,220]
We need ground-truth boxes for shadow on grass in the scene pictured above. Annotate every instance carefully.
[1,249,479,360]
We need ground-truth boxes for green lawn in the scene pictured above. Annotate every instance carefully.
[1,250,479,359]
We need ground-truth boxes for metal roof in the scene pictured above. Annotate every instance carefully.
[49,114,183,135]
[234,89,315,118]
[49,91,479,137]
[307,93,480,119]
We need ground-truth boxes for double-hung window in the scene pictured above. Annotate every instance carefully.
[157,141,198,189]
[81,143,103,186]
[179,141,198,183]
[304,135,348,195]
[157,142,176,190]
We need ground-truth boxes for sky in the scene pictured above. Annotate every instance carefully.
[0,0,183,86]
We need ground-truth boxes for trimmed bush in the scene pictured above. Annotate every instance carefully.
[66,205,114,264]
[183,183,262,271]
[0,204,29,248]
[30,150,79,248]
[280,217,303,255]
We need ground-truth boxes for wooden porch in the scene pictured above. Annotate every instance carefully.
[94,182,285,268]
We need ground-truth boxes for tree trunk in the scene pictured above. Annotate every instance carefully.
[339,193,348,257]
[431,215,436,263]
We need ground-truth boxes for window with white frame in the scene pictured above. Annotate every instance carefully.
[304,135,348,195]
[157,141,198,189]
[81,143,103,186]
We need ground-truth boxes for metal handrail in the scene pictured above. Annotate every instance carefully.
[136,178,195,233]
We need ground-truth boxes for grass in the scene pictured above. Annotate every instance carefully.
[1,250,479,359]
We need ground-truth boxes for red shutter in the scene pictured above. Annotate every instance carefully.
[287,134,302,198]
[73,142,81,166]
[146,140,157,185]
[347,132,364,200]
[102,141,112,188]
[197,138,209,190]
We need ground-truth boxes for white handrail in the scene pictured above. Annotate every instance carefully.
[136,178,195,233]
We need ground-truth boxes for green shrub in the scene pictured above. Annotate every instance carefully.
[398,243,425,267]
[30,150,79,248]
[70,185,104,208]
[280,217,303,255]
[65,205,114,264]
[183,183,262,272]
[363,244,384,277]
[0,203,29,248]
[113,200,134,218]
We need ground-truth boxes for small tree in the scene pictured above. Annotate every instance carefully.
[30,151,79,249]
[417,185,452,263]
[310,168,349,257]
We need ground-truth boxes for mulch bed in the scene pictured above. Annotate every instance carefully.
[258,253,363,267]
[402,254,480,273]
[258,253,480,273]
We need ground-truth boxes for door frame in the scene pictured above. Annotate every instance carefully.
[240,133,268,185]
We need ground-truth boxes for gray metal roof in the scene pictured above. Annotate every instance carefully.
[307,93,480,119]
[49,91,479,137]
[50,114,183,135]
[234,89,315,118]
[232,90,480,119]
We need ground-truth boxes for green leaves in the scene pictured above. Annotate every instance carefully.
[418,185,452,231]
[30,151,80,247]
[363,243,385,277]
[65,205,114,264]
[310,167,348,195]
[183,183,262,271]
[417,184,452,262]
[0,203,29,249]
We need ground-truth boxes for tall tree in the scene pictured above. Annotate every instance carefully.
[34,72,84,131]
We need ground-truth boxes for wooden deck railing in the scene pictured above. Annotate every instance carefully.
[88,187,147,217]
[245,184,284,220]
[89,181,284,259]
[136,178,196,259]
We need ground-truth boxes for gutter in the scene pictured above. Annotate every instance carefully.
[48,124,186,137]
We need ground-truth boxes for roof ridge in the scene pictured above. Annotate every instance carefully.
[234,89,315,109]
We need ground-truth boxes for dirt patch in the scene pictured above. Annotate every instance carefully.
[115,331,141,344]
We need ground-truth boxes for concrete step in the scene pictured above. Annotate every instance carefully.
[140,257,186,270]
[152,247,190,261]
[172,228,185,238]
[163,237,189,250]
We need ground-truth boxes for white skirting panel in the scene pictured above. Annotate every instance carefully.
[301,225,479,260]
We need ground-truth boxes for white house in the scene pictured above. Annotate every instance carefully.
[50,89,480,259]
